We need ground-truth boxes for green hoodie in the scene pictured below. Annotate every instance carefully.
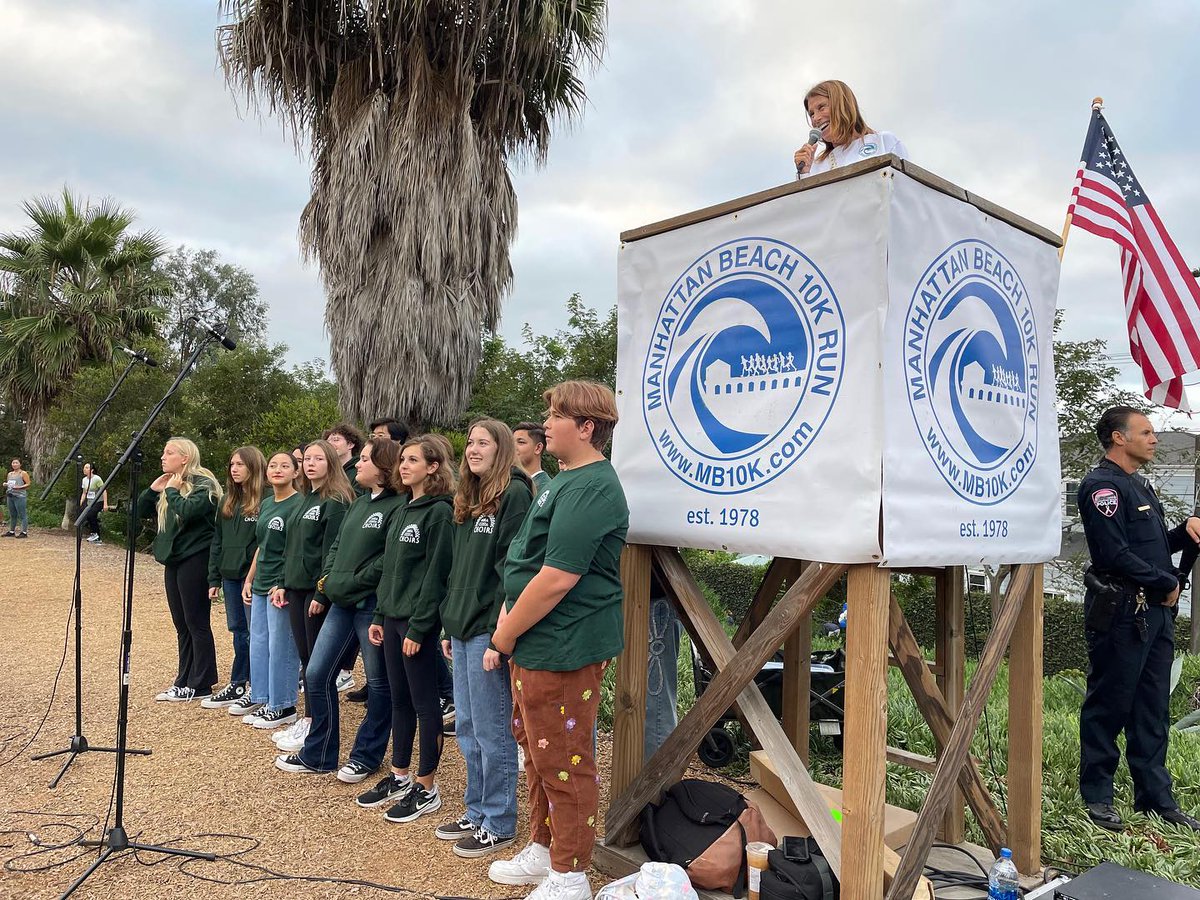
[251,491,303,595]
[373,492,454,643]
[318,490,407,609]
[441,470,533,641]
[208,501,260,587]
[137,478,219,567]
[282,493,349,590]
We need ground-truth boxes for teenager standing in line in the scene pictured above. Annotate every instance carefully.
[324,421,368,694]
[239,451,304,731]
[513,423,551,496]
[486,382,628,900]
[79,462,109,543]
[4,458,31,538]
[138,438,223,702]
[272,440,355,753]
[435,419,532,858]
[356,434,456,823]
[203,446,266,711]
[274,438,404,778]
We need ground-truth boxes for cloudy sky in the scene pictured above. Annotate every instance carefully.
[3,0,1199,414]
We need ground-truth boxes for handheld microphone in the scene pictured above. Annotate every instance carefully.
[193,317,237,351]
[117,346,159,367]
[796,126,826,175]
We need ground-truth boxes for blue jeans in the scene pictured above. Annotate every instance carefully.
[452,634,518,838]
[6,493,27,532]
[222,579,251,686]
[299,598,392,772]
[249,592,300,711]
[644,595,681,761]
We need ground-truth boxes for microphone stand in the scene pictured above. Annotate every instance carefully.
[62,337,219,899]
[32,356,150,787]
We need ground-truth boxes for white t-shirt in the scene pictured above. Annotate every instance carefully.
[82,475,104,502]
[802,131,908,177]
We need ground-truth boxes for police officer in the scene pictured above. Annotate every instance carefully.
[1077,406,1200,832]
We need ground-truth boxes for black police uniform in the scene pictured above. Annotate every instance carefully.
[1077,457,1190,814]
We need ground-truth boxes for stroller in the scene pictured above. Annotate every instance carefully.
[691,642,847,768]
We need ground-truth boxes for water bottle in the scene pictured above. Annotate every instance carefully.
[987,847,1020,900]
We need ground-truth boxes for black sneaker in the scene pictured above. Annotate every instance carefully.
[252,706,297,729]
[274,753,331,775]
[2,531,14,537]
[454,826,516,859]
[440,697,455,724]
[345,686,368,703]
[1154,809,1200,832]
[384,784,441,823]
[15,532,27,538]
[435,815,476,841]
[337,759,377,784]
[356,773,412,809]
[201,682,247,709]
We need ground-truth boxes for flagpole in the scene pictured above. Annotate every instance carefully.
[1059,96,1105,261]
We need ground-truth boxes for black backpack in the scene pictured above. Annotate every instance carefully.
[760,840,838,900]
[640,779,775,898]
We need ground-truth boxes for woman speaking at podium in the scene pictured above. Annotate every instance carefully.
[794,80,907,178]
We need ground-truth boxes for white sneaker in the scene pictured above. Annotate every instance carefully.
[274,717,311,752]
[488,841,552,886]
[527,869,592,900]
[336,670,355,693]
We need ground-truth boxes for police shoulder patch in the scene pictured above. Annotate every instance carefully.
[1091,487,1119,517]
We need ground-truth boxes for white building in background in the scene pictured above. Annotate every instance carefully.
[1051,430,1199,612]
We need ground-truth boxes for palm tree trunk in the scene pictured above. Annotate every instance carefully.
[23,401,56,484]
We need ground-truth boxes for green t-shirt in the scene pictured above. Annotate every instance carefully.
[502,459,629,671]
[531,470,551,495]
[251,491,303,595]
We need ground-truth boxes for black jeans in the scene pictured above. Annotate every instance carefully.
[285,588,326,717]
[163,551,218,694]
[383,617,443,776]
[1080,596,1177,812]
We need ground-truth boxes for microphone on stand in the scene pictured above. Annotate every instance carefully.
[191,317,237,351]
[117,346,159,368]
[796,126,826,177]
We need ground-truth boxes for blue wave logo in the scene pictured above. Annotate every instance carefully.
[643,237,844,495]
[904,240,1040,505]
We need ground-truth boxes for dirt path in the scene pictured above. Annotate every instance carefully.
[0,530,615,899]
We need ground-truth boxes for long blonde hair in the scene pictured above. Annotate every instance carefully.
[221,446,266,520]
[454,419,518,524]
[804,79,873,158]
[156,437,223,532]
[300,439,356,504]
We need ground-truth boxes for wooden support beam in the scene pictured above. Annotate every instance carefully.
[887,591,1006,850]
[612,545,652,801]
[886,565,1034,900]
[1007,564,1044,875]
[935,567,966,844]
[842,565,890,900]
[733,558,802,648]
[886,747,938,773]
[604,549,848,868]
[888,654,945,677]
[782,562,812,764]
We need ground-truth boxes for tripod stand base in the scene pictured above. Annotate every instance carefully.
[32,735,151,789]
[63,825,216,898]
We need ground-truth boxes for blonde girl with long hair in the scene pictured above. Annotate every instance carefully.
[202,446,267,711]
[434,419,532,857]
[137,438,223,703]
[793,79,908,178]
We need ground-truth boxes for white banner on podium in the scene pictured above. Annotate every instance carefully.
[881,174,1062,566]
[614,174,888,563]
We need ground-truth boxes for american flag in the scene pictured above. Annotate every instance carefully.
[1067,108,1200,409]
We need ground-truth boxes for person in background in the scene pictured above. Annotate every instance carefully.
[240,451,305,731]
[138,438,222,702]
[79,462,109,543]
[5,458,31,538]
[436,419,531,859]
[486,382,628,900]
[369,418,410,443]
[793,79,907,179]
[274,437,404,779]
[204,446,266,711]
[272,439,355,753]
[513,423,551,496]
[324,421,368,694]
[359,434,456,824]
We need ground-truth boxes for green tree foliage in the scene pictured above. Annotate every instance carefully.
[156,246,267,360]
[465,294,616,427]
[0,190,167,478]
